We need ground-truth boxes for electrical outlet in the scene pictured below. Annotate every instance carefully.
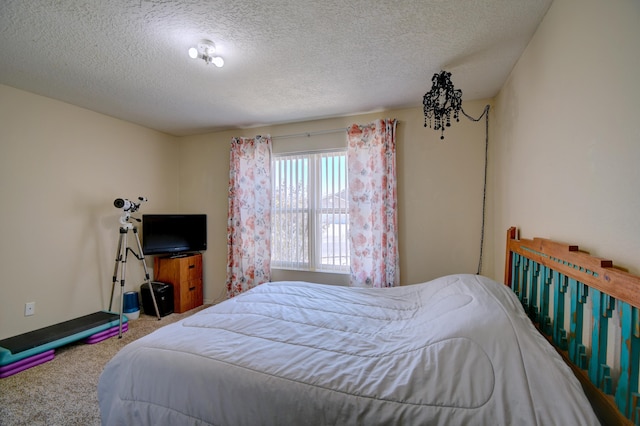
[25,302,35,316]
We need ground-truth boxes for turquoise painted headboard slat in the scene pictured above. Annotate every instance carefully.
[505,227,640,425]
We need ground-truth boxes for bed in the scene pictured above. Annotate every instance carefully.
[98,227,639,425]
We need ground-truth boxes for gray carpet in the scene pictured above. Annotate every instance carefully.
[0,306,208,426]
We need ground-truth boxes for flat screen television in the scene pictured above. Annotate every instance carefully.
[142,214,207,256]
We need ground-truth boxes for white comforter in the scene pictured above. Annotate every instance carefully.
[98,274,599,425]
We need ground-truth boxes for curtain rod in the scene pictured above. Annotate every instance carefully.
[268,127,349,140]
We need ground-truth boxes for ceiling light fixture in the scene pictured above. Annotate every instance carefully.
[421,69,491,275]
[423,71,462,140]
[188,40,224,68]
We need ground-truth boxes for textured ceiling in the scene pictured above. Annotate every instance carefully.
[0,0,552,136]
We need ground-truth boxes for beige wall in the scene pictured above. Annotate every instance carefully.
[491,0,640,279]
[0,85,179,339]
[0,86,489,340]
[178,101,491,300]
[2,0,636,343]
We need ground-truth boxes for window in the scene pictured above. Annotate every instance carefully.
[271,150,349,272]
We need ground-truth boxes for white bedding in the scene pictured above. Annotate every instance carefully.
[98,274,599,425]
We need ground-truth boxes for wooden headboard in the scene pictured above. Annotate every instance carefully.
[504,227,640,425]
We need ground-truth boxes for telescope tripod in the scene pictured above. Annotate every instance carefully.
[109,222,160,338]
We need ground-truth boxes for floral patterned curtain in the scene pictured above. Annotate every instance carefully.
[226,136,272,298]
[347,119,399,287]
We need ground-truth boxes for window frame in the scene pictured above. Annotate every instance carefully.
[271,149,350,273]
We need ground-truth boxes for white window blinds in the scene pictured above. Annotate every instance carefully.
[271,151,349,272]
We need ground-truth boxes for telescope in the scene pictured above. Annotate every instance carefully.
[109,195,160,337]
[114,197,147,213]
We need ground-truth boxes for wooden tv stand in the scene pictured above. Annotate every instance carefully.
[153,253,203,313]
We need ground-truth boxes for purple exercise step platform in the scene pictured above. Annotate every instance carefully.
[0,311,127,378]
[85,323,128,344]
[0,349,55,378]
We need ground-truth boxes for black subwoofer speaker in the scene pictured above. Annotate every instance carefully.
[140,282,174,317]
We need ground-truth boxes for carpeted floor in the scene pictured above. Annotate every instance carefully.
[0,306,208,426]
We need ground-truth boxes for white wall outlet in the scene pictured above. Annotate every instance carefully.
[25,302,35,316]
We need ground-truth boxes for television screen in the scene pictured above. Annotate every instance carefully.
[142,214,207,256]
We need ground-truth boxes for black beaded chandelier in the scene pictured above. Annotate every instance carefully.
[423,70,463,140]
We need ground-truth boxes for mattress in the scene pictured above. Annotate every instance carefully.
[98,274,599,425]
